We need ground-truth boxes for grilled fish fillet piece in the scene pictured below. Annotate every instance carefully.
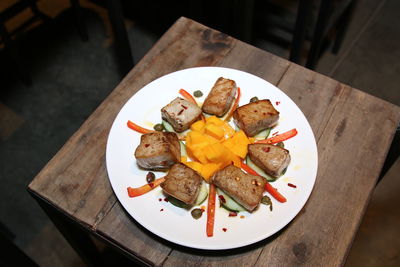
[212,165,266,212]
[134,132,180,170]
[202,77,237,117]
[248,143,291,177]
[161,97,202,132]
[161,163,202,205]
[233,99,279,137]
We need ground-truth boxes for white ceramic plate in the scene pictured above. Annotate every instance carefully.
[106,67,318,250]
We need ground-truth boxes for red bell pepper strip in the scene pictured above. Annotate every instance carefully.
[240,162,259,176]
[206,183,217,237]
[264,182,287,203]
[255,128,298,145]
[127,177,165,197]
[224,87,241,121]
[127,120,155,134]
[179,89,197,105]
[241,162,287,203]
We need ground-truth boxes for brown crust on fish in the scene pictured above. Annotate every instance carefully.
[202,77,237,117]
[161,97,202,132]
[248,143,291,177]
[161,163,202,205]
[134,132,180,170]
[233,99,279,137]
[212,165,266,212]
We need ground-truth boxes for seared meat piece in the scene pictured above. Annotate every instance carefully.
[161,97,202,132]
[202,77,237,117]
[248,143,290,177]
[161,163,202,205]
[212,165,266,212]
[233,99,279,137]
[134,132,180,170]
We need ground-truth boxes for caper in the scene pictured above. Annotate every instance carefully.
[250,96,259,103]
[153,123,164,131]
[191,208,204,219]
[193,90,203,97]
[276,142,285,148]
[146,172,155,183]
[261,195,273,211]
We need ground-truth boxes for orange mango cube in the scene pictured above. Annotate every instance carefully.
[201,162,220,182]
[205,124,225,140]
[206,115,224,126]
[190,120,205,132]
[184,161,203,174]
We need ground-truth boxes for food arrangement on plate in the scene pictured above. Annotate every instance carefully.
[125,77,298,237]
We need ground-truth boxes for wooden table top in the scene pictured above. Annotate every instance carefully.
[28,17,400,266]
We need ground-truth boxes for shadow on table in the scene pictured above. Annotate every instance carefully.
[110,202,303,264]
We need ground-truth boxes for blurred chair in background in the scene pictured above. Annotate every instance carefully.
[253,0,358,69]
[0,0,88,86]
[203,0,358,69]
[302,0,358,69]
[0,0,50,86]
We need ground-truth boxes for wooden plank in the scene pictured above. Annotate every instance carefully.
[127,16,237,80]
[163,246,264,267]
[28,120,117,227]
[276,63,345,139]
[254,88,400,266]
[96,202,171,266]
[217,39,290,85]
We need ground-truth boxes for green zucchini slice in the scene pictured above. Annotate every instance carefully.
[245,156,276,182]
[216,188,246,212]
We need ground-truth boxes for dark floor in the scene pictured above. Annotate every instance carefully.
[0,0,399,266]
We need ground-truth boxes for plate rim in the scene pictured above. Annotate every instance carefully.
[105,66,318,250]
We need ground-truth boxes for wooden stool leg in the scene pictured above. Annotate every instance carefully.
[235,0,255,42]
[105,0,134,77]
[378,123,400,182]
[290,0,313,64]
[29,192,103,267]
[27,0,50,21]
[306,0,332,69]
[70,0,89,41]
[332,0,357,54]
[0,22,32,86]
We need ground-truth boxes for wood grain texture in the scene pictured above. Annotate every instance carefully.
[27,17,400,266]
[163,245,264,267]
[96,202,171,266]
[28,118,116,227]
[276,63,345,139]
[216,39,290,85]
[255,87,400,266]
